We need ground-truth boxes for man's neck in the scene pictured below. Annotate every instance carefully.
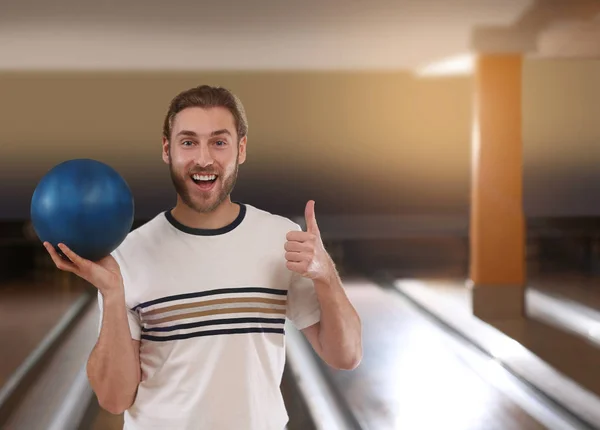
[170,198,240,230]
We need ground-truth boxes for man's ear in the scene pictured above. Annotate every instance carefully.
[162,137,170,164]
[238,136,247,165]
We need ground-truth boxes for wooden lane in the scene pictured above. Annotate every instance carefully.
[0,273,89,389]
[319,278,550,430]
[529,272,600,311]
[83,276,568,430]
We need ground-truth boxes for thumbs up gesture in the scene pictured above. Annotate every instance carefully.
[285,200,334,282]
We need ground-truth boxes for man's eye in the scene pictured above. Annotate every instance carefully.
[182,140,193,146]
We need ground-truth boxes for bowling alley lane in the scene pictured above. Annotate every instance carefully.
[0,267,92,406]
[314,277,583,430]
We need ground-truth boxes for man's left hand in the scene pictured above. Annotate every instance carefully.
[285,200,333,283]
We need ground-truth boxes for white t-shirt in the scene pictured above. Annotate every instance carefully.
[96,203,321,430]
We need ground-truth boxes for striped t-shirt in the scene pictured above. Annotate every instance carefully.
[96,203,321,430]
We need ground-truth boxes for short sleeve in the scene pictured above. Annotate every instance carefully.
[96,291,141,341]
[95,248,141,340]
[286,223,321,330]
[287,272,321,330]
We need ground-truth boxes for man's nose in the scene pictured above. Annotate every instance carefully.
[195,143,214,167]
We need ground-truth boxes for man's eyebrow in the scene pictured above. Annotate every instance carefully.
[176,130,198,137]
[175,129,231,138]
[210,129,231,137]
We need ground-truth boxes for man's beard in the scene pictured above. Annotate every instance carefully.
[169,160,239,214]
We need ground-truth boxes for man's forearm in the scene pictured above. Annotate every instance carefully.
[313,266,362,370]
[87,289,140,414]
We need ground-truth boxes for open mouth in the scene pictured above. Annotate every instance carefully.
[191,173,218,190]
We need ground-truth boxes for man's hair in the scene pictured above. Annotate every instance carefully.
[163,85,248,142]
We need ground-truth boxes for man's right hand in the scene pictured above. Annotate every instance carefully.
[44,242,123,294]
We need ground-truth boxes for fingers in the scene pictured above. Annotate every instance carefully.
[43,242,120,292]
[43,242,78,273]
[57,243,89,269]
[43,242,91,277]
[285,251,309,263]
[286,231,316,243]
[285,238,314,263]
[284,241,311,253]
[286,261,307,273]
[304,200,320,234]
[285,231,317,264]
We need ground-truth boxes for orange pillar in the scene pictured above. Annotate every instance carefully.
[469,54,526,320]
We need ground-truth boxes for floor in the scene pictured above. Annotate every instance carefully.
[394,275,600,400]
[81,277,555,430]
[530,272,600,311]
[318,279,549,430]
[5,271,599,429]
[394,276,600,428]
[0,272,87,387]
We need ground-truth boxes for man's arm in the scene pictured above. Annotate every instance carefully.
[285,200,362,370]
[44,242,141,414]
[301,271,362,370]
[87,289,141,414]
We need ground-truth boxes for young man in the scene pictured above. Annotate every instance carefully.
[44,85,362,430]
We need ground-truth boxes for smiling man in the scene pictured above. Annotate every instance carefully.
[44,85,362,430]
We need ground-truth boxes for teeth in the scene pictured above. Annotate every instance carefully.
[192,174,216,181]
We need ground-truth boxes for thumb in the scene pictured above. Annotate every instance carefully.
[304,200,319,234]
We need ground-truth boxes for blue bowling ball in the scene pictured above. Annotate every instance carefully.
[31,159,134,262]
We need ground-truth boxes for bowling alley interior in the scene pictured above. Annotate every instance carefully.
[2,0,600,429]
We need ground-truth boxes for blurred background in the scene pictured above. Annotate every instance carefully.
[2,0,600,429]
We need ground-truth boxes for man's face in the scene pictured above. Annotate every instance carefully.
[162,106,247,214]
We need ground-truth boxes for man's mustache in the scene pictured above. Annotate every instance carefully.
[189,168,220,175]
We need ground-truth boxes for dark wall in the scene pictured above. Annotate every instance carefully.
[0,59,599,220]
